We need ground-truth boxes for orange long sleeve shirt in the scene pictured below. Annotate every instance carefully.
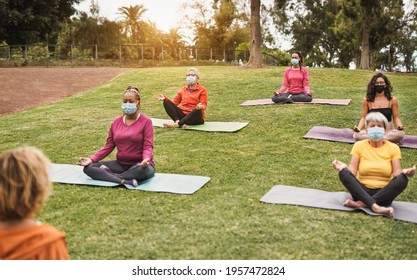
[168,83,208,120]
[0,224,69,260]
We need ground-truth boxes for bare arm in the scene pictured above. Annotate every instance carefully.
[354,99,368,131]
[347,156,359,175]
[391,97,403,130]
[402,164,416,177]
[391,158,402,177]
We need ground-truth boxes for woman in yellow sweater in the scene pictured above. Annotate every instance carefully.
[333,112,415,217]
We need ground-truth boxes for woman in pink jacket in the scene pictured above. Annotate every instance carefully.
[79,86,155,188]
[272,51,312,103]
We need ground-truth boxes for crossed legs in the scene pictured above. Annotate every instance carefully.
[162,99,204,128]
[338,168,408,217]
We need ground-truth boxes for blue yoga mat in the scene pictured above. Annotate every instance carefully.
[260,185,417,224]
[151,118,248,132]
[51,164,210,194]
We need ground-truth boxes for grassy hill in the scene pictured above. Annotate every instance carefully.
[1,66,416,259]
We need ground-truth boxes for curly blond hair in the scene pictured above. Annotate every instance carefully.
[0,147,51,221]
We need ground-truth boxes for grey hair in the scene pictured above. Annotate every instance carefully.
[365,112,388,129]
[187,67,200,77]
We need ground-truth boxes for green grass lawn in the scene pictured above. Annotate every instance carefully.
[1,66,416,260]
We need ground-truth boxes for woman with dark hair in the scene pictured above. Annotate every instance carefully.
[79,86,155,188]
[354,73,404,143]
[272,51,312,103]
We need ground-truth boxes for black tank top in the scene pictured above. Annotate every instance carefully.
[368,107,392,121]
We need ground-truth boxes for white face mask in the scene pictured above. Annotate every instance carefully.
[291,58,299,65]
[121,103,137,115]
[367,127,385,141]
[186,75,197,84]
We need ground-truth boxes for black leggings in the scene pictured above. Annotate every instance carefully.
[338,168,408,207]
[163,99,204,126]
[272,92,312,103]
[83,160,155,184]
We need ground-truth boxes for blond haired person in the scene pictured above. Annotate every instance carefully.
[0,147,69,260]
[333,112,415,218]
[157,67,208,128]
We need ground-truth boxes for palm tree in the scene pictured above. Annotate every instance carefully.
[164,27,187,59]
[118,5,147,43]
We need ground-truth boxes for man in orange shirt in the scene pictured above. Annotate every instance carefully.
[157,67,208,128]
[0,147,70,260]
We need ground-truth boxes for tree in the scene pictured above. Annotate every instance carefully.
[244,0,265,67]
[184,0,248,59]
[271,0,412,70]
[0,0,82,45]
[118,5,148,43]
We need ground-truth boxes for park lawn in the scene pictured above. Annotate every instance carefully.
[0,66,416,260]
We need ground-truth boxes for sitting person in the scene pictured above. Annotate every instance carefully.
[333,112,415,217]
[353,72,404,143]
[79,86,155,187]
[0,147,70,260]
[157,67,208,128]
[272,51,312,103]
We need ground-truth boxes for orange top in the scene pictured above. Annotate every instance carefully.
[168,83,208,120]
[0,224,69,260]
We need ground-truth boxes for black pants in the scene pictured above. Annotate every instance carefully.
[338,168,408,207]
[272,92,312,103]
[163,99,204,126]
[83,160,155,184]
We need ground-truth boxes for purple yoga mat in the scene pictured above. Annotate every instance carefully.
[304,126,417,149]
[240,98,351,106]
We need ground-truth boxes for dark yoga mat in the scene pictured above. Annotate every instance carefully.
[51,163,210,194]
[304,126,417,149]
[240,98,351,107]
[260,185,417,224]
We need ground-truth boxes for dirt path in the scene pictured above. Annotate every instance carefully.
[0,67,133,116]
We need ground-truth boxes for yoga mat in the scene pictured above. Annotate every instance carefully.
[151,118,248,132]
[240,98,351,106]
[304,126,417,149]
[260,185,417,224]
[51,164,210,194]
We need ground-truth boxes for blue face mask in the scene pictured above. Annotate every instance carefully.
[121,103,137,115]
[291,58,299,65]
[186,75,197,85]
[367,127,385,141]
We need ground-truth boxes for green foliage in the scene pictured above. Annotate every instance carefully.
[185,0,249,50]
[0,0,82,45]
[1,66,417,259]
[270,0,416,70]
[27,44,49,61]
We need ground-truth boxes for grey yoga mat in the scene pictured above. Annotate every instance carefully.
[51,163,210,194]
[260,185,417,224]
[304,126,417,149]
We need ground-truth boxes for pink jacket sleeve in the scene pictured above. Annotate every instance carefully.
[278,68,290,94]
[91,124,115,163]
[302,68,311,95]
[142,118,154,162]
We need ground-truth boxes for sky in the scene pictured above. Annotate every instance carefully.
[74,0,193,33]
[74,0,286,48]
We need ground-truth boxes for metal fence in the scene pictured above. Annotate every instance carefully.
[0,44,280,67]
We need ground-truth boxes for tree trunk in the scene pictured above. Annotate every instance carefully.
[359,12,371,69]
[243,0,266,68]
